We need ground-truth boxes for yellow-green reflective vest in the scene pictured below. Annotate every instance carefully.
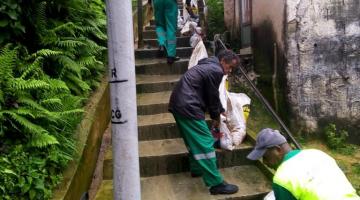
[273,149,360,200]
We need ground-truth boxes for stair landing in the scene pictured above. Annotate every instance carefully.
[95,166,271,200]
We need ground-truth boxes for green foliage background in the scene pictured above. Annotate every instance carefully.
[206,0,225,39]
[0,0,107,199]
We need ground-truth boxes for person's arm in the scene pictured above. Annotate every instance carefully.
[273,183,297,200]
[205,71,225,121]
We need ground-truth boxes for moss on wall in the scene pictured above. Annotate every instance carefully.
[252,19,290,125]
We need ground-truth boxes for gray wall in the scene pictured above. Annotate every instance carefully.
[285,0,360,135]
[251,0,288,121]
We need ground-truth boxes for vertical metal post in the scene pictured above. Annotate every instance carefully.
[105,0,141,199]
[137,0,143,48]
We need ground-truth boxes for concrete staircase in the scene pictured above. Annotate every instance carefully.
[94,5,272,200]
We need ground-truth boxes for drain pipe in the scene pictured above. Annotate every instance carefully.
[105,0,141,200]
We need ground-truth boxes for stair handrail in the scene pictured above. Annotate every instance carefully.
[214,37,302,149]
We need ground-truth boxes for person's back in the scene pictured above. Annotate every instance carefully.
[169,56,224,120]
[274,149,359,200]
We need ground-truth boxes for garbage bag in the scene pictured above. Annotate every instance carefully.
[227,92,251,146]
[188,39,208,69]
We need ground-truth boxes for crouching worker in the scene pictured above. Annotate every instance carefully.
[168,50,240,195]
[247,128,360,200]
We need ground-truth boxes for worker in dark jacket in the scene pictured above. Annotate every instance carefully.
[169,49,240,195]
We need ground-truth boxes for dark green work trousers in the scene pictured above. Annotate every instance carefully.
[153,0,177,57]
[173,113,223,187]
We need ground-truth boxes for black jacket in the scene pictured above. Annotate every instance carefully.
[169,56,225,120]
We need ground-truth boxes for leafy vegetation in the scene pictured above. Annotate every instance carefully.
[0,0,106,199]
[206,0,226,39]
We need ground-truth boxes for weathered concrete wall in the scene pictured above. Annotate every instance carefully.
[224,0,241,37]
[285,0,360,134]
[251,0,288,120]
[224,0,235,33]
[253,0,286,50]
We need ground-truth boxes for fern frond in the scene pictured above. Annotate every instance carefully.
[12,78,50,91]
[78,56,97,67]
[35,1,48,35]
[46,79,70,92]
[0,45,16,80]
[13,108,36,119]
[20,57,43,79]
[65,73,91,92]
[40,98,63,111]
[17,97,48,113]
[31,49,63,58]
[51,22,76,36]
[56,40,84,49]
[2,111,48,135]
[57,55,81,76]
[54,109,83,117]
[29,133,59,148]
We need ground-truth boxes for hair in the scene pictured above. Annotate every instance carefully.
[217,49,240,65]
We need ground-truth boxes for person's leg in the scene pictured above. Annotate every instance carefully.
[173,114,223,187]
[164,0,178,58]
[153,0,166,47]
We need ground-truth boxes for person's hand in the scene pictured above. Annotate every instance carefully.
[212,119,220,130]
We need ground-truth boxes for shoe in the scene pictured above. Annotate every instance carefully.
[190,172,202,178]
[157,45,166,58]
[209,181,239,195]
[167,56,180,64]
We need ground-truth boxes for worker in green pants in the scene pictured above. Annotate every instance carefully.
[149,0,180,64]
[169,50,240,195]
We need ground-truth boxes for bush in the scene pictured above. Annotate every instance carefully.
[0,0,107,199]
[324,123,348,149]
[206,0,226,39]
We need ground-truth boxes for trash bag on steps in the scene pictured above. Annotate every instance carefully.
[218,77,251,150]
[188,40,207,69]
[226,92,250,146]
[187,24,207,69]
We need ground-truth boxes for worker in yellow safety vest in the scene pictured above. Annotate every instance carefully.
[247,128,360,200]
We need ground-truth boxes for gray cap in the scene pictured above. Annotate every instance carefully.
[247,128,287,160]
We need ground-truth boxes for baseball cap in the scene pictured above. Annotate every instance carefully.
[247,128,287,160]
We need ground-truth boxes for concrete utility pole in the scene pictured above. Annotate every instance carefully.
[105,0,141,199]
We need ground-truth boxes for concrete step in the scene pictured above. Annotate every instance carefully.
[144,25,156,30]
[136,74,180,93]
[138,112,180,141]
[95,165,271,200]
[103,138,255,179]
[135,58,188,75]
[137,112,212,141]
[143,30,181,39]
[137,91,172,115]
[143,36,191,48]
[135,47,193,59]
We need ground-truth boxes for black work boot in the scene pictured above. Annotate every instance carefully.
[167,56,180,64]
[209,181,239,195]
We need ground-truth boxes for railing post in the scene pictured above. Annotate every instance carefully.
[137,0,144,48]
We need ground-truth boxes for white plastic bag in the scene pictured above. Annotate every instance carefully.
[188,40,208,69]
[227,92,251,146]
[219,115,234,150]
[218,75,228,111]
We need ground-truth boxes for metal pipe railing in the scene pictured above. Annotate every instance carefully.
[215,37,302,149]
